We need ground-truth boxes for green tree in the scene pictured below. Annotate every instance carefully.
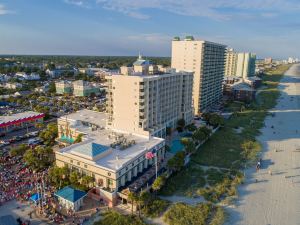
[94,210,146,225]
[177,118,186,129]
[74,133,83,143]
[10,144,28,157]
[23,146,54,171]
[39,123,58,146]
[208,113,224,128]
[48,81,56,93]
[81,175,94,188]
[127,192,137,215]
[167,151,185,172]
[152,175,166,195]
[180,137,190,146]
[184,140,196,154]
[192,126,211,143]
[139,191,152,215]
[48,166,70,188]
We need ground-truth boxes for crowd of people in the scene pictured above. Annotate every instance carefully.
[0,154,39,204]
[0,149,68,223]
[0,147,101,224]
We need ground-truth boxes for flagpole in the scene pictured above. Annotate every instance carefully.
[155,153,158,179]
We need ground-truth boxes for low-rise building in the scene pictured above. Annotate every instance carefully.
[73,80,100,97]
[46,69,78,78]
[35,84,50,93]
[55,109,165,207]
[55,80,73,95]
[244,76,262,89]
[0,111,45,135]
[231,82,256,102]
[3,82,23,89]
[0,74,9,82]
[16,72,40,80]
[55,186,87,212]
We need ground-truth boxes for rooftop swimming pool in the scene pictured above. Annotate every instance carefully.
[170,139,184,154]
[169,132,193,154]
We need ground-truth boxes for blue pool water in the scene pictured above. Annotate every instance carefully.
[180,132,192,138]
[170,139,184,154]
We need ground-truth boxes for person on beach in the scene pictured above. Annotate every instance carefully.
[268,170,272,176]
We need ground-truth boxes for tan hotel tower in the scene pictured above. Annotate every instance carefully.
[171,36,226,115]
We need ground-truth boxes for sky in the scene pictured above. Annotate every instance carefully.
[0,0,300,59]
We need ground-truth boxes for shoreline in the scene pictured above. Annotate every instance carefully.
[226,63,300,225]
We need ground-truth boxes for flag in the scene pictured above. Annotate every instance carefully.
[145,151,155,159]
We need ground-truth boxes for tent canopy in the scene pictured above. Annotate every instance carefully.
[30,193,41,202]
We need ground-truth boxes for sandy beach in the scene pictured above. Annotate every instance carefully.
[226,64,300,225]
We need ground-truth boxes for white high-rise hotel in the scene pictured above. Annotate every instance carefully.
[106,56,194,138]
[171,36,226,115]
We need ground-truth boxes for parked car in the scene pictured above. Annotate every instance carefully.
[28,137,42,146]
[28,131,39,137]
[14,136,22,141]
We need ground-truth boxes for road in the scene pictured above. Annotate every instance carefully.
[226,64,300,225]
[0,118,57,148]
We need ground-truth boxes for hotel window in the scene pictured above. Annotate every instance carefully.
[70,160,73,163]
[77,162,80,166]
[84,164,87,168]
[108,179,113,186]
[108,172,111,176]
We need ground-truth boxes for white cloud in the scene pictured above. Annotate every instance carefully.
[64,0,91,8]
[0,4,13,15]
[93,0,300,20]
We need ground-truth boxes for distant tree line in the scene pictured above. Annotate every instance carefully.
[0,55,171,71]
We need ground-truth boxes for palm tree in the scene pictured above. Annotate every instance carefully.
[139,191,151,216]
[127,192,137,215]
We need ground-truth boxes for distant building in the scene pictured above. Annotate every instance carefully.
[0,74,9,82]
[0,111,45,135]
[225,48,238,77]
[223,82,256,102]
[16,72,40,80]
[35,84,50,93]
[244,76,262,89]
[14,90,33,97]
[55,80,101,97]
[79,67,110,77]
[236,53,256,78]
[225,50,256,79]
[120,54,159,76]
[232,83,256,102]
[120,66,134,75]
[264,58,273,64]
[171,36,226,114]
[46,68,78,78]
[3,82,22,89]
[55,80,73,95]
[73,80,100,97]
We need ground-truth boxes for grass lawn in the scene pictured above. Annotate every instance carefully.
[163,202,226,225]
[160,162,206,196]
[161,64,290,199]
